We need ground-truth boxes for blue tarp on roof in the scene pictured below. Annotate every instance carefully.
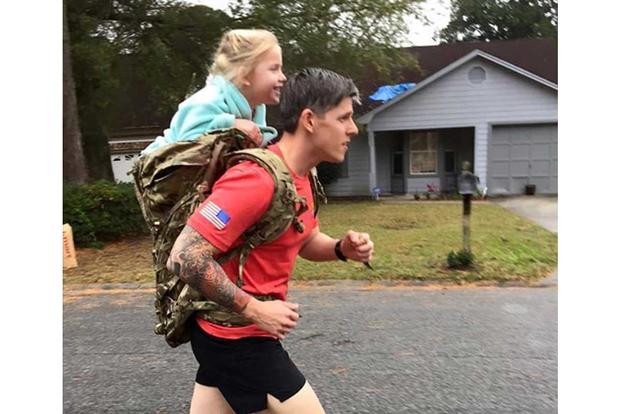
[369,83,416,103]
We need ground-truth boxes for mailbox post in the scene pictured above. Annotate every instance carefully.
[457,161,479,252]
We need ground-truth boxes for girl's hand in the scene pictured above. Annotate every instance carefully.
[234,119,263,145]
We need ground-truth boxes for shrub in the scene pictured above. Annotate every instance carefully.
[447,249,475,268]
[63,180,148,247]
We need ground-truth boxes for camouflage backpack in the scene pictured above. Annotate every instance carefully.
[131,128,326,347]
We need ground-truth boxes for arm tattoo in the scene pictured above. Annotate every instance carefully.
[169,226,251,313]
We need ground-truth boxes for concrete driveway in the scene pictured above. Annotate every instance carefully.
[492,196,557,233]
[493,195,558,286]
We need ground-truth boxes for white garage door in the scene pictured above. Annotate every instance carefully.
[488,124,557,195]
[111,153,139,183]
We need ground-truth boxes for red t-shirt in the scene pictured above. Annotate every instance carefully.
[187,144,318,339]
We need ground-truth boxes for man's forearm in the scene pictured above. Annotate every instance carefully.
[168,226,252,313]
[299,230,339,262]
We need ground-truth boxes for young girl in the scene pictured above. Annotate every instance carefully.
[142,29,286,154]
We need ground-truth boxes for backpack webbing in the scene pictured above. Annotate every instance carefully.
[132,129,326,347]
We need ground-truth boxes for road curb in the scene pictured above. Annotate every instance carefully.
[63,274,557,293]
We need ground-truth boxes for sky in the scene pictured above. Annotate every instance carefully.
[186,0,452,46]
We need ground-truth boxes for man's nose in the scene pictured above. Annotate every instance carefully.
[348,119,359,136]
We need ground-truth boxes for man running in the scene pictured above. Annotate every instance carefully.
[168,67,374,414]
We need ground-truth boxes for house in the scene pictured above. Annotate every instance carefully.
[330,38,558,197]
[109,38,558,196]
[109,126,161,183]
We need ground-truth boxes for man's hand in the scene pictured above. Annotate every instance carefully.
[340,230,374,263]
[234,119,262,146]
[241,298,300,340]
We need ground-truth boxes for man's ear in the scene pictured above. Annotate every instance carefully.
[299,108,315,133]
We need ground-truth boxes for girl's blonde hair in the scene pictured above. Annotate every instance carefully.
[210,29,280,87]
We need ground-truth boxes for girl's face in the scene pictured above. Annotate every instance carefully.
[242,46,287,108]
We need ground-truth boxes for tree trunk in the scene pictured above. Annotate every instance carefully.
[63,3,88,184]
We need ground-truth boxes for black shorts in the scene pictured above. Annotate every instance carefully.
[190,320,306,414]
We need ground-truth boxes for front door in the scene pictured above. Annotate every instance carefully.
[443,150,457,192]
[390,150,405,194]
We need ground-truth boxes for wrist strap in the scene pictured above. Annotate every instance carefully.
[335,239,347,262]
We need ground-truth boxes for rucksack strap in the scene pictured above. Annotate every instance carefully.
[193,293,276,327]
[135,132,330,346]
[309,166,327,217]
[224,148,306,287]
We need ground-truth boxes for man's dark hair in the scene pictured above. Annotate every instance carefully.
[280,67,360,133]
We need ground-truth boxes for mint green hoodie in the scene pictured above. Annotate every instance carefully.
[142,75,278,154]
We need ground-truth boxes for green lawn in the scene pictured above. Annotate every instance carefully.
[64,201,557,285]
[293,201,557,283]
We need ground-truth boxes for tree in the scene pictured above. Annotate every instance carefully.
[230,0,422,80]
[228,0,424,127]
[65,0,231,180]
[106,3,233,130]
[66,0,123,181]
[63,2,88,184]
[65,0,423,181]
[439,0,557,43]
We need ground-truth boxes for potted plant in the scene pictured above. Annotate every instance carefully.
[426,183,438,200]
[525,183,536,195]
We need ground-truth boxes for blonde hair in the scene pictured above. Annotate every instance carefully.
[210,29,280,87]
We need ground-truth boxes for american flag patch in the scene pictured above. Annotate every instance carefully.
[199,201,231,230]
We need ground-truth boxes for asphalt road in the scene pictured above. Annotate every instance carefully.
[64,282,557,413]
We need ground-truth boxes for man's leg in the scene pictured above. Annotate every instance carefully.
[189,383,235,414]
[263,381,325,414]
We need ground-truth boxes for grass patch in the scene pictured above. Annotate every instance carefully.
[63,201,557,285]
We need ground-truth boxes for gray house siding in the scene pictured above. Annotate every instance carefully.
[369,57,557,132]
[327,131,415,197]
[325,132,371,197]
[474,123,490,188]
[333,55,557,196]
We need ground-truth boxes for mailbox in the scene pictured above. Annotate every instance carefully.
[457,161,478,252]
[457,161,479,195]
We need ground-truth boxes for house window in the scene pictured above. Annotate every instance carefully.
[444,150,456,173]
[409,132,438,174]
[392,151,403,175]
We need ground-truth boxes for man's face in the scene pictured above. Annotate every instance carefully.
[311,97,359,163]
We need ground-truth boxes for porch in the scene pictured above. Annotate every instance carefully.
[370,127,475,195]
